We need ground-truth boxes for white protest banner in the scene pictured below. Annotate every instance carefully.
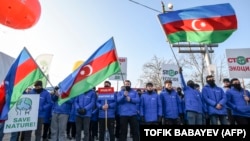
[226,48,250,78]
[4,94,40,133]
[109,57,127,81]
[161,64,180,87]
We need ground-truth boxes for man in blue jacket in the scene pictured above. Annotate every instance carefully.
[140,82,162,125]
[226,78,250,124]
[22,80,53,141]
[75,88,95,141]
[97,81,116,141]
[50,86,73,141]
[202,75,228,125]
[179,67,204,125]
[160,80,182,125]
[117,80,140,141]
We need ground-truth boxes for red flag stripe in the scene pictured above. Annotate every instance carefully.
[14,58,37,85]
[60,49,118,99]
[163,15,237,34]
[74,49,117,83]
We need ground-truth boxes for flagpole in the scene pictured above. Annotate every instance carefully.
[241,78,249,105]
[160,2,181,68]
[24,47,55,88]
[112,37,126,86]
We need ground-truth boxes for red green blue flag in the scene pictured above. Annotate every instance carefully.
[0,47,44,120]
[58,37,121,105]
[158,3,237,44]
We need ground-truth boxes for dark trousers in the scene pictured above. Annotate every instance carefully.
[119,116,139,141]
[115,114,120,138]
[89,120,98,141]
[20,131,32,141]
[99,118,115,141]
[234,116,250,125]
[75,116,90,141]
[66,121,76,138]
[42,123,51,139]
[227,108,236,125]
[163,118,181,125]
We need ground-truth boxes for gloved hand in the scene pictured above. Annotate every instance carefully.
[141,116,145,122]
[77,108,86,115]
[179,67,183,73]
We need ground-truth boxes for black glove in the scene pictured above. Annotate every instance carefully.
[158,116,162,123]
[179,67,183,73]
[141,116,145,122]
[77,108,86,115]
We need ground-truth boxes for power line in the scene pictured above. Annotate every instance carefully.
[128,0,162,13]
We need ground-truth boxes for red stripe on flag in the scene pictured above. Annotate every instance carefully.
[163,15,237,34]
[0,84,6,114]
[60,49,117,98]
[14,58,37,85]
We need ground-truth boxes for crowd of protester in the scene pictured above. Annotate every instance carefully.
[1,67,250,141]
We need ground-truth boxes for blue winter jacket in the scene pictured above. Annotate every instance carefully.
[51,94,73,115]
[202,84,227,115]
[75,89,95,117]
[96,94,116,118]
[117,89,140,116]
[226,87,250,117]
[140,91,162,122]
[160,88,182,119]
[180,73,204,114]
[68,98,76,122]
[43,99,53,124]
[29,89,53,118]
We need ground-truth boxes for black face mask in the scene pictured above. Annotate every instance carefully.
[232,84,241,90]
[147,90,153,94]
[177,91,182,95]
[207,80,216,87]
[125,86,131,91]
[35,88,43,94]
[166,88,172,94]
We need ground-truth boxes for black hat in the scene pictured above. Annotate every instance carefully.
[104,81,111,85]
[34,80,43,86]
[164,80,172,84]
[146,82,153,87]
[223,78,230,83]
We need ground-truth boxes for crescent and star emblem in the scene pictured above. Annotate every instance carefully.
[79,65,93,76]
[191,20,206,31]
[74,64,93,82]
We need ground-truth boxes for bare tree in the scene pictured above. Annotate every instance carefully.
[140,55,173,88]
[214,54,229,82]
[178,53,207,86]
[178,52,229,87]
[140,52,229,88]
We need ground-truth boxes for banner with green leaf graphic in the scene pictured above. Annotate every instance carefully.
[226,48,250,78]
[4,94,39,133]
[161,64,180,87]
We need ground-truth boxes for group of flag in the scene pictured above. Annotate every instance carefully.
[0,37,121,120]
[0,3,237,121]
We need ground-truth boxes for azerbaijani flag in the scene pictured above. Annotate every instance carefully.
[158,3,237,44]
[58,37,121,105]
[0,47,44,120]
